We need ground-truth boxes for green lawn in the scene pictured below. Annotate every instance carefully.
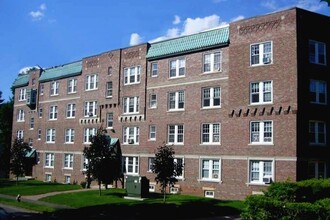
[0,179,81,196]
[0,179,245,219]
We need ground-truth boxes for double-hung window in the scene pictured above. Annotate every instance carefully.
[308,161,327,179]
[123,97,139,114]
[45,153,54,168]
[50,81,59,96]
[203,51,221,72]
[309,121,326,145]
[310,80,327,104]
[148,157,155,172]
[16,130,24,139]
[85,74,98,90]
[151,62,158,77]
[67,79,77,94]
[201,159,220,181]
[123,156,139,175]
[107,113,113,128]
[49,105,58,120]
[30,118,34,129]
[83,128,96,144]
[169,58,185,78]
[17,109,25,122]
[66,103,76,118]
[149,94,157,109]
[84,101,97,117]
[249,160,273,184]
[250,121,273,144]
[46,128,56,143]
[149,125,156,140]
[64,154,74,169]
[250,81,272,104]
[202,87,220,108]
[123,127,139,144]
[309,40,326,65]
[19,88,26,101]
[124,66,141,85]
[201,123,220,144]
[106,81,113,98]
[65,128,75,143]
[168,91,184,111]
[168,124,184,144]
[250,41,272,66]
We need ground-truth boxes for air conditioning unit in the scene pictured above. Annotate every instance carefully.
[88,112,94,117]
[263,177,272,184]
[128,139,134,144]
[263,57,271,64]
[213,174,219,179]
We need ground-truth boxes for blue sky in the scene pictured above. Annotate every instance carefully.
[0,0,329,102]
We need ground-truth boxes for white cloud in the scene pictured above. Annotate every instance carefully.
[297,0,324,12]
[19,66,40,75]
[173,15,181,25]
[181,14,224,35]
[231,15,245,22]
[29,3,47,21]
[149,14,227,43]
[129,33,143,46]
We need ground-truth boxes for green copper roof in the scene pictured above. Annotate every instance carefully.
[12,74,30,88]
[39,61,82,82]
[147,26,229,60]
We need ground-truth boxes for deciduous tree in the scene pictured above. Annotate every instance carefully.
[10,138,31,184]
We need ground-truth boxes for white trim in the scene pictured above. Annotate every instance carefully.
[39,96,80,104]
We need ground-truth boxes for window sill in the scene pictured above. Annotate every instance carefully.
[248,102,273,106]
[198,179,222,184]
[200,143,220,146]
[124,82,141,86]
[246,182,270,186]
[202,70,222,74]
[85,88,98,91]
[201,106,221,110]
[248,143,273,146]
[167,109,185,112]
[250,63,273,67]
[44,166,54,169]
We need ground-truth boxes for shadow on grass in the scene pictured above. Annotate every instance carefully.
[44,199,240,220]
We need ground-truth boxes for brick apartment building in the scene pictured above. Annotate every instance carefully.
[11,7,329,200]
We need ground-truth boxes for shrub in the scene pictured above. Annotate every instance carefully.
[263,181,298,202]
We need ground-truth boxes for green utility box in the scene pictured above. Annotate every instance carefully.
[126,176,149,198]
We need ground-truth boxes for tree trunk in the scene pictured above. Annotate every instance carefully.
[163,181,167,203]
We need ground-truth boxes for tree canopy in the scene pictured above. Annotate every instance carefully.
[83,129,122,195]
[152,144,183,202]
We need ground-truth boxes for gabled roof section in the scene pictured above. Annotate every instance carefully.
[39,61,82,83]
[12,73,30,88]
[147,25,229,60]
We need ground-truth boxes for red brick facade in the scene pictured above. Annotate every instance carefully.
[11,8,329,200]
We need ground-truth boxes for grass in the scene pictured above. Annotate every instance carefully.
[0,179,81,196]
[0,179,245,219]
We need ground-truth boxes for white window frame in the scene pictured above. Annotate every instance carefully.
[249,160,274,184]
[200,159,221,182]
[45,153,55,168]
[37,129,41,140]
[202,87,221,108]
[50,81,59,96]
[64,154,74,169]
[29,117,34,130]
[250,81,273,105]
[123,156,139,175]
[66,103,76,118]
[82,156,88,171]
[45,173,52,182]
[148,157,155,172]
[123,96,139,114]
[106,81,113,98]
[174,158,184,179]
[124,66,141,85]
[49,105,58,120]
[40,84,44,96]
[39,108,43,118]
[84,101,97,117]
[168,124,184,145]
[17,109,25,122]
[309,121,326,145]
[309,40,326,65]
[67,79,77,94]
[250,121,273,144]
[201,123,220,144]
[83,128,96,144]
[65,128,75,143]
[168,91,185,111]
[16,130,24,139]
[204,190,215,198]
[203,51,222,73]
[310,80,327,105]
[123,127,139,145]
[46,128,56,143]
[151,62,158,77]
[107,113,113,128]
[64,175,71,184]
[169,58,185,78]
[19,88,27,101]
[250,41,273,66]
[149,94,157,109]
[149,125,156,140]
[85,74,98,91]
